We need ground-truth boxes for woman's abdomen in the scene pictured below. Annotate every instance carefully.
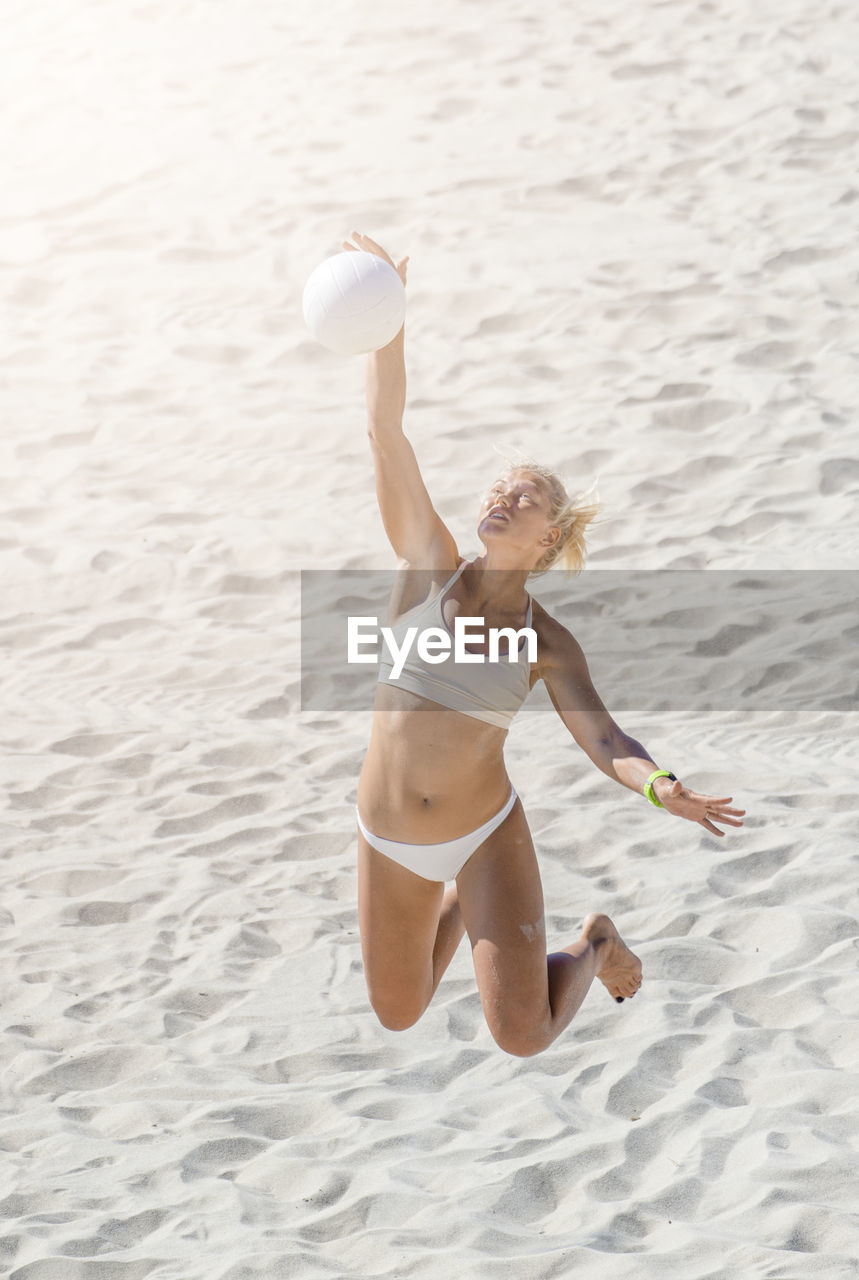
[357,694,510,842]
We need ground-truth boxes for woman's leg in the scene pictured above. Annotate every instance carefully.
[357,829,466,1030]
[455,797,642,1057]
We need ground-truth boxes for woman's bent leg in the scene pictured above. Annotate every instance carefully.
[455,798,642,1057]
[357,830,466,1030]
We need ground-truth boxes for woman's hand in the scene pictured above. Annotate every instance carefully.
[342,230,409,287]
[657,778,746,837]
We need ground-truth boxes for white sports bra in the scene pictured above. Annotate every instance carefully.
[377,559,535,730]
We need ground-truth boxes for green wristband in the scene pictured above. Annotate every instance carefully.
[644,769,676,807]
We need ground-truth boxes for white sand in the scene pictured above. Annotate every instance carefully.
[2,0,858,1276]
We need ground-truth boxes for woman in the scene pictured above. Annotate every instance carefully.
[345,231,745,1058]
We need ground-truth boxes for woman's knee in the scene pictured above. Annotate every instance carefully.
[367,987,428,1032]
[371,1004,425,1032]
[485,1011,550,1058]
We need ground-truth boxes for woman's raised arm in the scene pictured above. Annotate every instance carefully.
[344,232,457,570]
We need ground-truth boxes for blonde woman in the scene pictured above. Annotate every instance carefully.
[345,232,745,1058]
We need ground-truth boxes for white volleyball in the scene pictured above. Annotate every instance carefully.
[302,250,406,356]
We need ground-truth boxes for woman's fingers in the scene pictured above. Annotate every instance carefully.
[697,796,746,836]
[710,813,745,828]
[355,231,386,254]
[667,787,746,834]
[689,793,746,818]
[346,230,378,252]
[702,803,745,819]
[342,231,398,270]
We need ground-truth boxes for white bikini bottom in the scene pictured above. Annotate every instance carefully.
[356,786,518,882]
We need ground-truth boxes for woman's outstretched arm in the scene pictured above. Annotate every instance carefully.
[343,232,457,570]
[366,323,407,433]
[537,610,746,837]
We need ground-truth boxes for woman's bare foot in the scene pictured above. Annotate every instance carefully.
[582,912,642,1002]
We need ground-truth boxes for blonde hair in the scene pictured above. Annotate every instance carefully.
[493,456,602,577]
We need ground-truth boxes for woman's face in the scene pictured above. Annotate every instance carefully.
[477,470,559,561]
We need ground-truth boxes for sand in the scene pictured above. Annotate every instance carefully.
[2,0,858,1276]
